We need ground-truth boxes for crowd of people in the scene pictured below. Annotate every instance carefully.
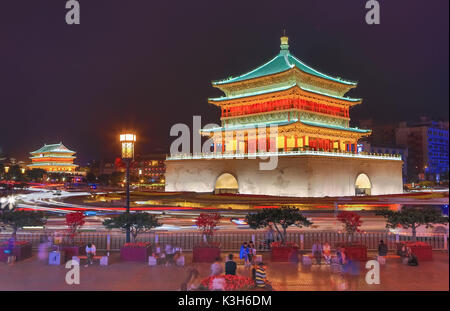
[239,241,258,266]
[151,243,183,266]
[180,239,274,291]
[399,244,419,266]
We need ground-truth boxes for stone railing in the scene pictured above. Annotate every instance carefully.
[166,149,402,161]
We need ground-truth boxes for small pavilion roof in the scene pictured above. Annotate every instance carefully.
[31,143,76,154]
[212,36,357,86]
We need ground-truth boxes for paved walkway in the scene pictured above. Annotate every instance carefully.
[0,251,448,291]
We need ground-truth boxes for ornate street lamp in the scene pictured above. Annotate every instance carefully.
[120,133,136,243]
[4,166,10,174]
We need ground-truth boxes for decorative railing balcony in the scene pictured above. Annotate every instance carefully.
[166,149,403,161]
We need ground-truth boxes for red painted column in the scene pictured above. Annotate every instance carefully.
[221,132,225,153]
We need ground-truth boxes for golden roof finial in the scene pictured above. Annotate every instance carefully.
[280,29,289,51]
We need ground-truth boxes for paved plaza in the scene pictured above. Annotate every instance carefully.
[0,251,448,291]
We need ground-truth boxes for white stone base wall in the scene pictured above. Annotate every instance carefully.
[165,155,403,197]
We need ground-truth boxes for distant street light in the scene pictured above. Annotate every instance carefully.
[4,166,9,174]
[21,168,26,174]
[120,133,136,243]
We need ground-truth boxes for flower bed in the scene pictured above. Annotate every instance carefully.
[200,275,255,291]
[337,243,367,261]
[61,245,84,259]
[0,240,32,262]
[271,242,299,262]
[193,243,221,263]
[123,242,152,248]
[121,242,152,262]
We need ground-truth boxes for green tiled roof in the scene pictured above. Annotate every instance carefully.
[201,118,370,134]
[300,119,371,133]
[31,143,75,154]
[208,83,361,103]
[212,48,357,86]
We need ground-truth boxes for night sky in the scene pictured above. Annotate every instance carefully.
[0,0,448,164]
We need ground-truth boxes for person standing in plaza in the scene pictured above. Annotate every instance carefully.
[180,268,202,291]
[323,241,332,264]
[5,237,16,265]
[239,242,249,266]
[248,241,256,264]
[312,240,323,265]
[165,243,174,266]
[225,254,237,275]
[85,242,96,267]
[266,226,275,249]
[210,257,224,276]
[377,240,388,264]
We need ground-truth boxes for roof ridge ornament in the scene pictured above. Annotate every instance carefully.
[280,33,289,52]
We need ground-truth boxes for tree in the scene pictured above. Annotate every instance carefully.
[26,168,46,182]
[6,165,24,181]
[376,206,449,239]
[65,211,86,244]
[98,174,111,185]
[337,211,363,241]
[195,213,221,243]
[0,210,47,238]
[85,172,97,183]
[110,171,125,186]
[103,212,160,242]
[245,207,312,244]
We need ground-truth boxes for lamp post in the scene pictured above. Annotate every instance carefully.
[120,133,136,243]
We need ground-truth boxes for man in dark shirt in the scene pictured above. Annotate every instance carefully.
[225,254,237,275]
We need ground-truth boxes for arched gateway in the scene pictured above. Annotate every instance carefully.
[214,173,239,194]
[355,173,372,196]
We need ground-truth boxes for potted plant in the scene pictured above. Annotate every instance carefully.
[59,211,86,259]
[0,210,46,262]
[193,213,221,262]
[336,211,367,261]
[377,206,448,260]
[103,212,160,262]
[245,207,312,262]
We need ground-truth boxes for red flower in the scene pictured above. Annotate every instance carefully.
[1,241,30,246]
[404,241,430,247]
[195,213,221,239]
[200,275,255,290]
[271,241,298,248]
[65,211,86,238]
[337,211,363,234]
[123,242,151,248]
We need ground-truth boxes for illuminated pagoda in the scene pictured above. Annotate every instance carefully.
[204,35,371,153]
[27,142,78,173]
[165,35,403,197]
